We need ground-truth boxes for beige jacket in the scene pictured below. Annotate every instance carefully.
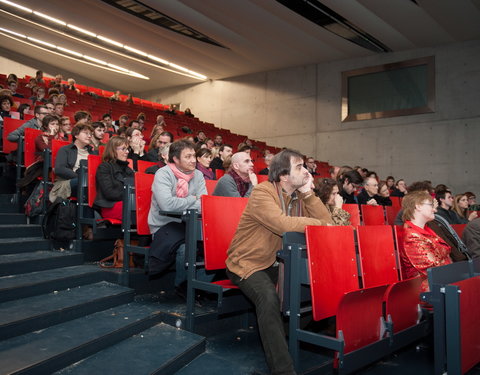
[226,181,332,279]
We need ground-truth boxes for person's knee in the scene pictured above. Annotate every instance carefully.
[256,286,280,311]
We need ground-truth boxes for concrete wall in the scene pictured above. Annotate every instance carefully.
[140,39,480,194]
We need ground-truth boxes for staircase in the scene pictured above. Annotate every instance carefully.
[0,194,206,375]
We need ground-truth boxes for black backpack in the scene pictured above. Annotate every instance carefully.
[24,181,47,218]
[42,198,77,242]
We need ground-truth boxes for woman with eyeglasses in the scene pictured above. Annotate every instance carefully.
[401,191,452,292]
[313,178,351,226]
[94,136,134,221]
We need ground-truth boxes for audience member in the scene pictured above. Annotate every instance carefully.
[34,114,60,161]
[357,177,381,205]
[436,190,466,224]
[165,104,177,115]
[394,181,434,225]
[336,166,353,184]
[386,176,395,192]
[338,170,363,204]
[30,86,47,104]
[125,93,134,104]
[90,122,106,151]
[258,153,274,175]
[453,193,478,222]
[7,81,24,98]
[17,103,30,120]
[401,191,452,292]
[214,134,223,147]
[54,103,64,117]
[204,137,214,150]
[305,157,317,176]
[94,136,134,221]
[226,149,332,375]
[329,166,340,180]
[0,95,13,123]
[213,152,257,197]
[59,116,71,140]
[114,114,129,129]
[184,108,194,117]
[125,127,147,169]
[109,90,121,101]
[314,178,351,225]
[45,102,55,115]
[7,105,48,142]
[155,114,166,128]
[377,181,393,206]
[462,219,480,259]
[145,143,170,175]
[102,113,114,134]
[465,192,476,208]
[147,140,209,297]
[195,148,214,180]
[65,78,80,94]
[195,130,206,143]
[209,144,233,175]
[391,179,407,197]
[35,70,45,85]
[74,111,92,124]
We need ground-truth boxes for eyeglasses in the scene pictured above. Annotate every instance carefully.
[116,147,129,152]
[421,203,434,207]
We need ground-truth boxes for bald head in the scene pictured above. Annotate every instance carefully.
[231,152,254,178]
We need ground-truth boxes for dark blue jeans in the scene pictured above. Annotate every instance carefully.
[227,267,296,375]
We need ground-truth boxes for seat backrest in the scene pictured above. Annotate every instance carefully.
[393,225,407,280]
[385,205,400,225]
[356,225,400,287]
[87,154,102,207]
[451,224,467,237]
[305,225,360,321]
[137,160,156,174]
[215,169,225,180]
[201,195,248,270]
[343,204,360,226]
[205,179,218,195]
[257,174,269,183]
[361,204,385,225]
[135,172,154,235]
[390,196,402,209]
[2,117,24,153]
[24,128,42,168]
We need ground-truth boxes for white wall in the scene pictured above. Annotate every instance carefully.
[140,39,480,194]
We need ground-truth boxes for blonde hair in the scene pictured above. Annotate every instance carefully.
[402,191,433,222]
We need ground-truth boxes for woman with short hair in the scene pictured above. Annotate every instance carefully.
[196,148,214,180]
[401,191,452,292]
[94,136,134,221]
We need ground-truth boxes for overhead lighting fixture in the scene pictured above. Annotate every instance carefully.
[0,26,25,38]
[97,35,123,47]
[84,55,107,65]
[0,0,31,12]
[107,63,129,72]
[33,11,66,26]
[123,45,148,56]
[27,36,56,48]
[67,24,96,37]
[0,0,207,80]
[57,46,82,57]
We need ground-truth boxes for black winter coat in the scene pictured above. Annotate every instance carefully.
[94,160,134,208]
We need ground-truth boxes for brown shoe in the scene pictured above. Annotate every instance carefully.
[82,226,93,240]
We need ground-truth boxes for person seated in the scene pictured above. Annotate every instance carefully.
[357,177,381,206]
[136,113,146,131]
[314,178,351,225]
[147,139,210,296]
[335,165,353,184]
[25,77,37,90]
[17,103,31,120]
[462,219,480,259]
[391,179,407,197]
[34,114,60,161]
[394,181,433,225]
[7,73,18,84]
[376,181,393,206]
[65,78,80,94]
[184,107,194,117]
[401,191,452,292]
[94,136,134,221]
[194,130,206,144]
[154,114,166,128]
[54,103,64,118]
[58,116,72,141]
[436,190,466,224]
[164,104,176,115]
[51,123,95,201]
[209,144,233,176]
[125,93,134,104]
[338,170,363,204]
[7,105,48,143]
[147,131,173,162]
[465,192,476,208]
[258,153,274,175]
[212,152,257,197]
[109,90,121,101]
[35,70,45,85]
[145,143,170,175]
[0,95,13,124]
[90,121,107,151]
[305,157,318,176]
[29,86,47,104]
[74,111,92,125]
[204,137,214,150]
[125,127,148,170]
[195,148,214,180]
[50,74,64,88]
[386,176,395,192]
[57,93,68,106]
[7,81,24,98]
[453,194,478,222]
[213,134,223,147]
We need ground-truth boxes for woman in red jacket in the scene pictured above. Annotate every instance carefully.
[401,190,452,292]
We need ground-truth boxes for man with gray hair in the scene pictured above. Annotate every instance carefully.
[212,151,257,197]
[357,176,380,205]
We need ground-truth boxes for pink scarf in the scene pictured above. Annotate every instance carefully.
[168,163,194,197]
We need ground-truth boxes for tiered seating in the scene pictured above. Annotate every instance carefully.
[279,225,428,374]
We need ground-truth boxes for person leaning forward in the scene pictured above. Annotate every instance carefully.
[226,149,332,375]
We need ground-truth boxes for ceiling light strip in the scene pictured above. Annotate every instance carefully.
[0,0,207,80]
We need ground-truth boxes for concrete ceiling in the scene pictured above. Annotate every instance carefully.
[1,0,479,92]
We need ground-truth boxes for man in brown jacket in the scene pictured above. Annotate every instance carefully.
[226,149,332,375]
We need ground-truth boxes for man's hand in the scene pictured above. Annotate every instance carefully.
[366,198,378,206]
[298,173,314,194]
[248,170,258,186]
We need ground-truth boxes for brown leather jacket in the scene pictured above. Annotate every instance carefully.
[226,181,333,279]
